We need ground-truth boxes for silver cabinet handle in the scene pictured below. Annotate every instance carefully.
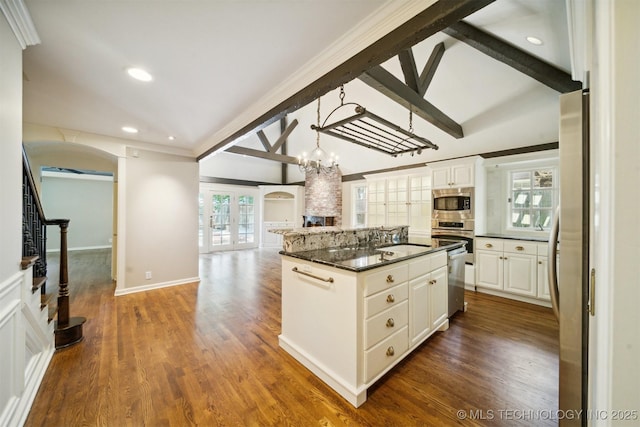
[292,267,334,283]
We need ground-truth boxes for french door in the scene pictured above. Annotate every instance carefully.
[199,188,258,253]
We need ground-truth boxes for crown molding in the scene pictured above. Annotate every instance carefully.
[0,0,40,49]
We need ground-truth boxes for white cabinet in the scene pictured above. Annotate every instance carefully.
[502,243,537,297]
[408,251,448,346]
[366,179,387,227]
[535,243,555,301]
[428,266,448,328]
[279,248,450,407]
[475,239,504,290]
[262,221,294,248]
[537,255,550,301]
[475,238,550,303]
[431,162,475,189]
[260,185,304,247]
[364,169,431,235]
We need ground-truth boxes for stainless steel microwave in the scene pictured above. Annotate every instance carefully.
[432,188,473,214]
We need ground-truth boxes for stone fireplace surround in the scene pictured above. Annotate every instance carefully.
[303,168,342,227]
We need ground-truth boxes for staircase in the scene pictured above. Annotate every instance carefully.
[22,146,86,349]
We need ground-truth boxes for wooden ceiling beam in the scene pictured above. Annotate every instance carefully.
[270,119,298,153]
[442,21,582,93]
[420,42,445,96]
[398,48,420,93]
[225,145,300,164]
[197,0,495,160]
[359,65,464,138]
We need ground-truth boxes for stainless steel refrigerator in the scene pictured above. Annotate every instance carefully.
[548,88,590,426]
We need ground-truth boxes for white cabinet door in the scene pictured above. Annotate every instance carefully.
[503,252,537,297]
[408,175,431,232]
[409,274,431,346]
[367,179,386,226]
[451,163,474,187]
[431,167,451,189]
[429,266,448,329]
[537,256,550,300]
[431,163,474,189]
[475,250,503,290]
[386,176,408,227]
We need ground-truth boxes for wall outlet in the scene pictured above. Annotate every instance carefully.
[145,271,152,280]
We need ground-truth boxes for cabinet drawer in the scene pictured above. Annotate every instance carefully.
[364,326,409,383]
[364,264,408,296]
[365,301,408,349]
[476,238,503,252]
[408,250,447,278]
[430,251,447,269]
[365,282,408,318]
[504,240,537,255]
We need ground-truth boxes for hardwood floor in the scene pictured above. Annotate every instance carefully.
[26,248,558,426]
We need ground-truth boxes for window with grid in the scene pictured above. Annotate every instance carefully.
[509,168,557,231]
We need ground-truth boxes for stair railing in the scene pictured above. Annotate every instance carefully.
[22,146,85,348]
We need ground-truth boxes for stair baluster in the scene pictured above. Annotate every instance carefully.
[22,146,86,349]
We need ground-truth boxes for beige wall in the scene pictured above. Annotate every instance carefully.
[23,126,200,294]
[117,149,199,293]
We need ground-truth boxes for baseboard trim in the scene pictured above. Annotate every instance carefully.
[114,276,200,296]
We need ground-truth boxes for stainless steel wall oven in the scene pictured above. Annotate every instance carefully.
[432,187,475,264]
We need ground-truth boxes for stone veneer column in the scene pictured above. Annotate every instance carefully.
[304,167,342,226]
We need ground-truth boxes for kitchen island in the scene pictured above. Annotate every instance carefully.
[278,227,465,407]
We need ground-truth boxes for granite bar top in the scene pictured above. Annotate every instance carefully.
[280,239,466,273]
[273,225,411,253]
[475,233,548,242]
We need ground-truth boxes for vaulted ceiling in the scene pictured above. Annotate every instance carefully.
[22,0,577,176]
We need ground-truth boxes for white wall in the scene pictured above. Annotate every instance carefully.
[199,150,283,183]
[1,13,55,427]
[40,172,113,251]
[0,11,22,286]
[590,0,640,416]
[0,14,26,426]
[482,150,558,238]
[116,148,199,294]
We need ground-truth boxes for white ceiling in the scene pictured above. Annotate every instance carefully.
[22,0,573,172]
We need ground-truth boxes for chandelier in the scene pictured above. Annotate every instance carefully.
[298,96,339,174]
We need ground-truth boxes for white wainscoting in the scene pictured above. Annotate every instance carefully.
[0,268,54,427]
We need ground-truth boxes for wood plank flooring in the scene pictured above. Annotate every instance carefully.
[25,248,558,426]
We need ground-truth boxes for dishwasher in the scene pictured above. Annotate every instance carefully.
[447,246,467,317]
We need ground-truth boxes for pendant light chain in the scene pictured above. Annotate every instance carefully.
[408,109,414,134]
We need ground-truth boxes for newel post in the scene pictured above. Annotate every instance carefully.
[54,220,86,349]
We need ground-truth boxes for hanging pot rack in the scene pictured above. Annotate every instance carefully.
[310,101,439,158]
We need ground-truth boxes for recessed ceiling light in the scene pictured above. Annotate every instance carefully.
[168,135,176,141]
[526,36,543,46]
[126,67,153,82]
[122,126,138,134]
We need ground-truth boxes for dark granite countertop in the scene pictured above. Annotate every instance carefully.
[475,233,548,242]
[280,239,466,272]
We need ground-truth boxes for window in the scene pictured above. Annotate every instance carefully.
[352,184,367,227]
[508,168,557,231]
